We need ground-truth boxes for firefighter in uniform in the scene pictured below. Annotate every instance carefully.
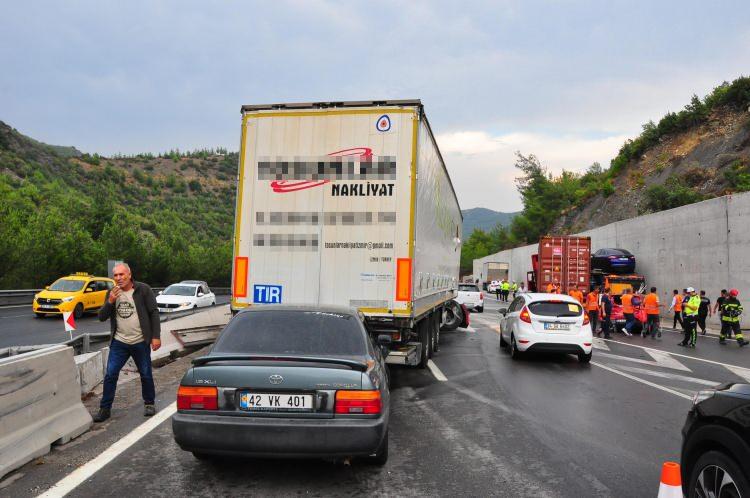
[720,289,748,347]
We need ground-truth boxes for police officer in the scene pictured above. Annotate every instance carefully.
[501,280,510,301]
[511,281,518,299]
[720,289,747,347]
[680,287,700,348]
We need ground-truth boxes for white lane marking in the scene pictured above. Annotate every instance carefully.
[591,362,692,400]
[427,359,448,381]
[592,338,610,351]
[644,348,692,371]
[725,365,750,383]
[612,364,720,386]
[38,402,177,497]
[0,304,33,309]
[595,351,689,371]
[603,338,750,371]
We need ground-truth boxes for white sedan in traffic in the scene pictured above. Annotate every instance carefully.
[498,293,592,363]
[157,282,216,313]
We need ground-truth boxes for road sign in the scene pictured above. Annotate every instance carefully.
[253,285,282,304]
[63,311,76,339]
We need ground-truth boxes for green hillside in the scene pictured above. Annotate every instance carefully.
[0,121,237,289]
[461,208,518,240]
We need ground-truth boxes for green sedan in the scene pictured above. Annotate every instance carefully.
[172,305,391,464]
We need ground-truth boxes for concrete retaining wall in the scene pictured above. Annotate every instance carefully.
[473,192,750,329]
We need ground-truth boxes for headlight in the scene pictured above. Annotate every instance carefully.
[692,390,715,406]
[179,302,192,308]
[61,296,76,303]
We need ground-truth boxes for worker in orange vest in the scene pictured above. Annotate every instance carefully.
[568,285,584,305]
[546,282,555,293]
[621,288,634,337]
[668,289,684,329]
[643,286,661,338]
[585,288,600,334]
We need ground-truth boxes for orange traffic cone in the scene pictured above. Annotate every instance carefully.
[657,461,682,498]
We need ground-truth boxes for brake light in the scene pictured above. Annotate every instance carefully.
[177,386,218,410]
[335,390,381,415]
[583,313,590,325]
[519,306,532,323]
[480,292,484,300]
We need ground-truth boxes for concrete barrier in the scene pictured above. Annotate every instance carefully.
[0,345,92,479]
[74,351,104,395]
[473,191,750,329]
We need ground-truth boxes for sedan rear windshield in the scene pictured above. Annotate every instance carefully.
[458,285,479,292]
[49,279,85,292]
[610,249,632,256]
[529,301,583,317]
[213,311,366,357]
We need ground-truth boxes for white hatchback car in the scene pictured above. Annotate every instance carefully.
[157,281,216,313]
[498,293,592,363]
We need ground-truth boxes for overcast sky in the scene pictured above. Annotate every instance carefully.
[2,1,749,211]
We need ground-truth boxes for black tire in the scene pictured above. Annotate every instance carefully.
[418,319,430,368]
[687,450,750,498]
[578,352,592,363]
[441,301,462,331]
[73,303,84,319]
[477,306,484,313]
[365,430,389,466]
[432,313,440,353]
[212,301,216,306]
[510,335,523,360]
[35,313,45,319]
[499,332,508,348]
[192,452,213,461]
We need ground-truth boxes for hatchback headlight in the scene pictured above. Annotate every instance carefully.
[692,390,715,406]
[61,296,76,303]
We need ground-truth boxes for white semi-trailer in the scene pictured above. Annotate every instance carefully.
[230,100,462,367]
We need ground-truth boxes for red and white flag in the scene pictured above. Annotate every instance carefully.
[62,311,76,337]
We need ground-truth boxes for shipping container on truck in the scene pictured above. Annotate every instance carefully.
[481,262,509,290]
[230,100,462,368]
[529,236,591,294]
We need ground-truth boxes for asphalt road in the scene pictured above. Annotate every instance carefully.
[3,295,750,497]
[0,295,231,349]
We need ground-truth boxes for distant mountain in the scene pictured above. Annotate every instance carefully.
[461,208,519,239]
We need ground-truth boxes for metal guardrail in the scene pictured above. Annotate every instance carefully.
[0,287,231,307]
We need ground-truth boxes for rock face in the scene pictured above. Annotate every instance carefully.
[552,106,750,234]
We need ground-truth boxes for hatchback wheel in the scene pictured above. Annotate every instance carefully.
[578,352,592,363]
[510,335,523,360]
[499,332,508,348]
[74,303,84,319]
[688,450,750,498]
[477,306,484,313]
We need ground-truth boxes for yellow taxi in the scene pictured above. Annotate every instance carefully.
[33,272,115,319]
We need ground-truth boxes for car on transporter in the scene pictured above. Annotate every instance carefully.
[498,293,593,363]
[172,305,390,464]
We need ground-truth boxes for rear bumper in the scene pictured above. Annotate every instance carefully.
[172,411,387,458]
[515,324,592,354]
[525,343,587,355]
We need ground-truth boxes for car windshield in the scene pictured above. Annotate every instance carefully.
[163,285,196,296]
[213,310,366,357]
[49,279,85,292]
[459,285,479,292]
[529,301,583,317]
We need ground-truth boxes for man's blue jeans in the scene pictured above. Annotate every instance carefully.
[101,339,155,409]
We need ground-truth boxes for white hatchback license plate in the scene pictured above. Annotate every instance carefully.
[544,322,570,331]
[239,393,313,411]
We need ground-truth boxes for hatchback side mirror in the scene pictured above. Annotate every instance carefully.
[198,292,205,297]
[158,291,163,295]
[498,308,508,316]
[376,334,392,346]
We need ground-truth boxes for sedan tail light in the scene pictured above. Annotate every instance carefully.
[177,386,218,410]
[583,313,590,325]
[519,306,532,323]
[335,390,381,415]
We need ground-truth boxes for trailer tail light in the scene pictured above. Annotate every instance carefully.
[519,306,532,323]
[583,313,590,325]
[233,256,249,298]
[177,386,218,410]
[335,390,382,415]
[395,258,412,302]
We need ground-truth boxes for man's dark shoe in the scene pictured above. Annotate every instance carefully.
[93,408,111,423]
[144,404,156,417]
[678,342,686,347]
[719,339,726,344]
[739,340,748,347]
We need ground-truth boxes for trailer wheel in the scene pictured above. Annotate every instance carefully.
[418,318,431,368]
[431,312,440,353]
[441,300,462,331]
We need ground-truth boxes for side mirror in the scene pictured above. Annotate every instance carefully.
[498,308,508,316]
[85,288,93,293]
[45,286,49,290]
[198,292,205,297]
[158,291,163,295]
[376,334,392,346]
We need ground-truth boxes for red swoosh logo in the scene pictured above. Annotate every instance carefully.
[270,148,373,193]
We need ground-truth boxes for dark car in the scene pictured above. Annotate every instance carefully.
[681,383,750,496]
[172,305,390,464]
[591,248,636,274]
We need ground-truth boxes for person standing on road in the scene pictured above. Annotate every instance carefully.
[643,287,661,338]
[586,288,600,335]
[599,288,613,339]
[511,281,518,299]
[714,290,729,336]
[502,280,510,301]
[719,289,748,347]
[495,282,501,301]
[621,288,635,337]
[668,289,684,329]
[698,290,712,335]
[680,287,700,348]
[94,262,161,422]
[569,285,584,306]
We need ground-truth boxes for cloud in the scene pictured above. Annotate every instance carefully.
[436,130,630,212]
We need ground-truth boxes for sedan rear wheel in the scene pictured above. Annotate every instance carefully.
[365,430,388,466]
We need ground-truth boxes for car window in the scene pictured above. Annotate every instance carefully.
[529,301,583,317]
[106,281,114,290]
[95,281,107,291]
[213,310,367,357]
[509,297,523,312]
[458,284,479,292]
[85,281,97,291]
[49,279,85,292]
[163,285,197,296]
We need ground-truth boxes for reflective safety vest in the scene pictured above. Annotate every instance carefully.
[684,295,700,317]
[644,293,660,315]
[721,298,743,323]
[621,294,634,314]
[673,294,683,312]
[586,293,599,311]
[569,290,584,305]
[502,282,510,291]
[511,283,518,291]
